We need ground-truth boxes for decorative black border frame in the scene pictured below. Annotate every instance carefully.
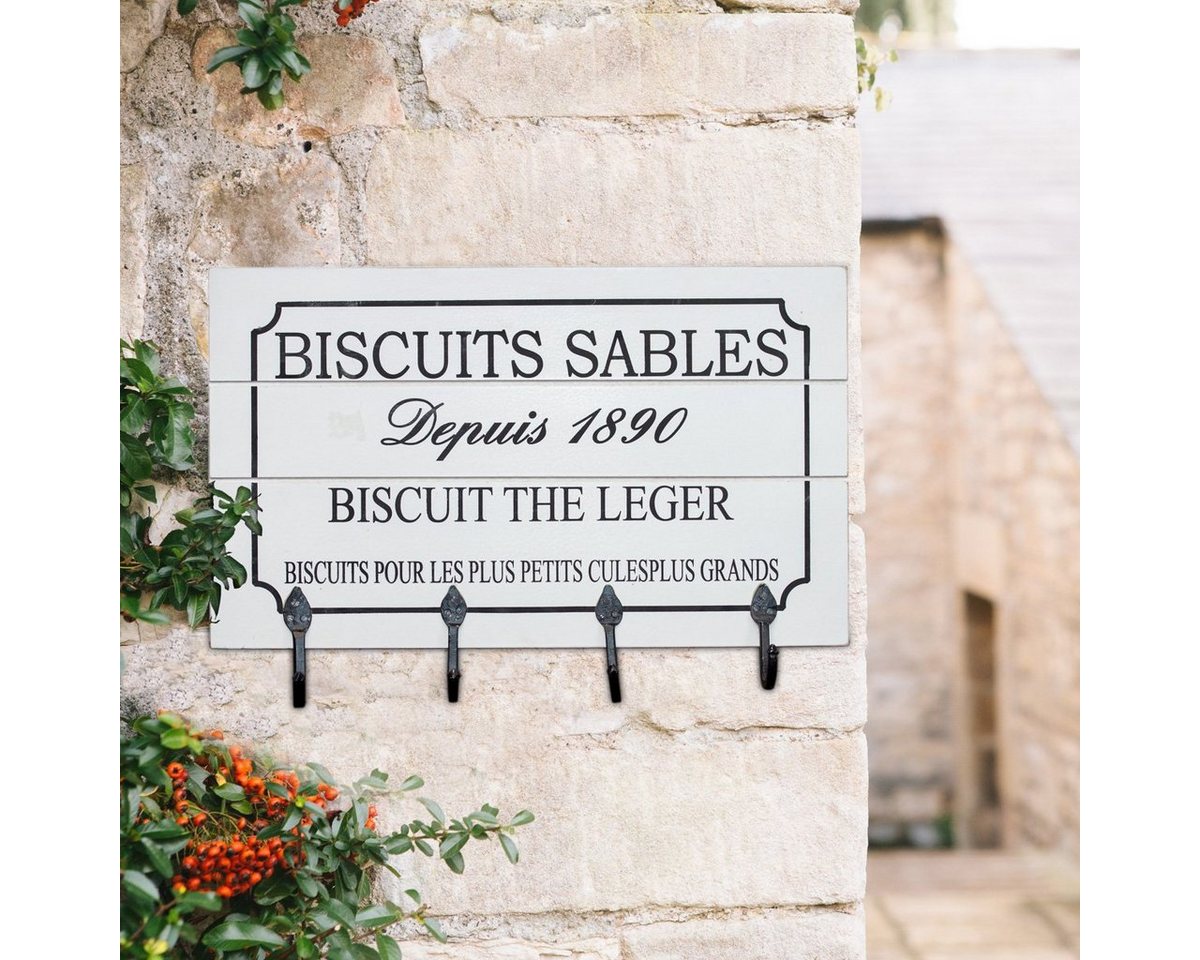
[248,299,813,615]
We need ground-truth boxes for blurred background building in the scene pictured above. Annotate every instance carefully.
[856,5,1079,956]
[856,0,1079,861]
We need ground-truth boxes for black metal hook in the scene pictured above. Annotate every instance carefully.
[750,583,779,690]
[594,584,623,703]
[440,586,467,703]
[283,587,312,708]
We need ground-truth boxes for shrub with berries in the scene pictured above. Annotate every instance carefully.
[121,712,534,959]
[176,1,382,111]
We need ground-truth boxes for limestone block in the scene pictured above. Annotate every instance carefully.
[398,939,618,960]
[193,28,405,146]
[365,123,860,266]
[623,908,864,960]
[121,164,148,342]
[187,154,342,356]
[120,627,867,914]
[718,3,859,12]
[121,0,171,73]
[420,14,856,118]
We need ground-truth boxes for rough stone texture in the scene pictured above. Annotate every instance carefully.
[398,939,618,959]
[121,0,171,73]
[946,244,1078,854]
[860,226,1078,855]
[859,227,957,836]
[122,621,867,915]
[420,14,856,118]
[187,154,342,356]
[365,123,859,265]
[717,2,858,11]
[121,3,865,954]
[194,28,406,146]
[625,909,864,959]
[121,164,148,342]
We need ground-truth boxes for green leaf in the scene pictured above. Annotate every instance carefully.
[160,727,190,749]
[509,809,536,826]
[186,591,209,628]
[135,606,172,625]
[277,46,304,77]
[201,920,286,950]
[213,782,246,801]
[241,54,268,90]
[140,838,174,876]
[160,401,195,470]
[206,43,255,73]
[177,0,199,14]
[122,869,160,904]
[121,434,154,483]
[237,1,267,31]
[399,775,423,792]
[177,890,223,912]
[499,833,519,864]
[438,831,468,860]
[354,904,401,929]
[383,835,412,855]
[257,88,286,110]
[376,933,403,960]
[295,871,320,898]
[421,917,447,944]
[323,897,357,928]
[417,797,445,824]
[296,936,318,959]
[120,395,148,434]
[444,851,465,874]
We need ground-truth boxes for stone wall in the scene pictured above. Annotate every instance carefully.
[859,225,957,843]
[121,1,867,957]
[945,244,1079,854]
[860,224,1079,855]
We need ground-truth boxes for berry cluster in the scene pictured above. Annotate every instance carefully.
[161,732,377,900]
[333,0,377,28]
[174,832,291,899]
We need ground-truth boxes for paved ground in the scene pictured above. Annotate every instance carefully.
[867,851,1080,959]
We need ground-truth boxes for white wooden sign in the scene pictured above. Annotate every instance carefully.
[208,267,849,649]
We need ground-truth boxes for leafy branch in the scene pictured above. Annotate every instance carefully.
[120,339,260,626]
[179,1,379,111]
[857,35,897,112]
[121,714,534,958]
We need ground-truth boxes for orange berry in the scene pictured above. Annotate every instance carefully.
[216,885,233,898]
